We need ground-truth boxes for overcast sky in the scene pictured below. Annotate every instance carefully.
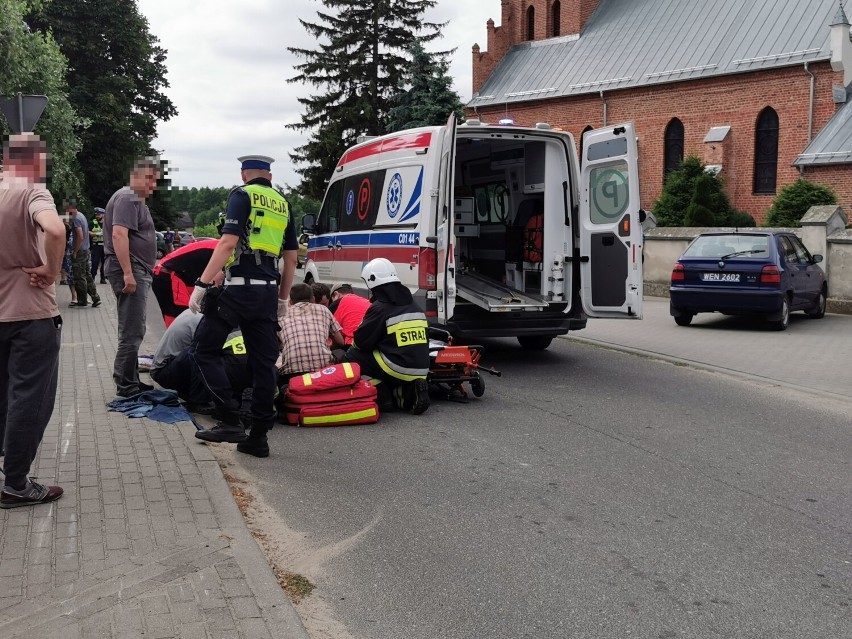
[135,0,496,191]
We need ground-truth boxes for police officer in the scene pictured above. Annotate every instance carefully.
[89,207,106,283]
[189,155,298,457]
[345,258,430,415]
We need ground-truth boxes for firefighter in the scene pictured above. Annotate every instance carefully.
[188,154,298,457]
[345,258,430,415]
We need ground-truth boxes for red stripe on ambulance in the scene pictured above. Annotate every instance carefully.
[337,132,433,167]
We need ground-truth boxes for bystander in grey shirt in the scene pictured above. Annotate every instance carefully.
[151,309,242,372]
[72,211,91,251]
[103,186,157,273]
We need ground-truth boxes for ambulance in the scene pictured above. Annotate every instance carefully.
[301,116,643,350]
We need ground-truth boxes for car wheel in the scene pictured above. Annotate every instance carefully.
[517,335,553,350]
[769,296,791,331]
[674,313,693,327]
[806,286,827,319]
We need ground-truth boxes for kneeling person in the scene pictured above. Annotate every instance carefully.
[345,258,430,414]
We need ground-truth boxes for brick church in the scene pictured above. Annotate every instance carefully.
[469,0,852,223]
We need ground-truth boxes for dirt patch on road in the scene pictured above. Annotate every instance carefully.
[213,448,356,639]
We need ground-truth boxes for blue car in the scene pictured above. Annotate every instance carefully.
[669,231,827,331]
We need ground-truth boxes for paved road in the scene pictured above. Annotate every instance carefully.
[233,335,852,639]
[572,297,852,400]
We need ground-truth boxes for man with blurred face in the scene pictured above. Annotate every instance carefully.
[103,158,160,397]
[0,135,66,508]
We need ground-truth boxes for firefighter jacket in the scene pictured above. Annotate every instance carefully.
[349,294,429,382]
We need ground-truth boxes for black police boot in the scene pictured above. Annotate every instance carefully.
[237,422,270,458]
[195,411,247,443]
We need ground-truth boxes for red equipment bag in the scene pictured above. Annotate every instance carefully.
[296,399,379,427]
[284,379,379,426]
[287,362,361,394]
[524,213,543,263]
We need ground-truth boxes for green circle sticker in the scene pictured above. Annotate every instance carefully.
[591,166,629,222]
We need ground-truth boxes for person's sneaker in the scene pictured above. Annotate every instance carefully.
[195,421,248,443]
[1,480,63,509]
[100,279,107,284]
[91,298,101,308]
[137,381,154,392]
[69,301,88,307]
[237,436,270,458]
[410,379,430,415]
[116,387,140,398]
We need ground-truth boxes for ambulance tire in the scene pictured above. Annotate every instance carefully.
[470,374,485,398]
[517,335,553,351]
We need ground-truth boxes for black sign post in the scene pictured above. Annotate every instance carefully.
[0,93,49,134]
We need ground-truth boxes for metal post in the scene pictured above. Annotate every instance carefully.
[17,93,24,134]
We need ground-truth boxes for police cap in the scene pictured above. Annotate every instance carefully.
[238,155,275,171]
[94,207,105,216]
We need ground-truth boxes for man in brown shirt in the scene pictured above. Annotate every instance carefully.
[0,134,66,508]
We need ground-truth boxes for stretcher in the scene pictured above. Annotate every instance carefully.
[427,328,501,399]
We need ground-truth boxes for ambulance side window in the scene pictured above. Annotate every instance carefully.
[339,169,386,232]
[317,180,343,234]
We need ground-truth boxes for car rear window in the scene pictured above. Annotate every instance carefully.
[682,234,770,259]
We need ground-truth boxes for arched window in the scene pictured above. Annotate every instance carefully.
[552,1,561,37]
[579,125,593,164]
[754,107,779,194]
[664,118,684,181]
[527,6,535,41]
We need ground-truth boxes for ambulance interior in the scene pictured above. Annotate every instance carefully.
[451,135,573,312]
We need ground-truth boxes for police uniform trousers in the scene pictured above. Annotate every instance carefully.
[90,243,105,281]
[190,284,279,430]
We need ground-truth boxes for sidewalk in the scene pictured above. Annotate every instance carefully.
[567,297,852,402]
[0,284,309,639]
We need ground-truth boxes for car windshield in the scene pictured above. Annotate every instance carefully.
[682,234,770,259]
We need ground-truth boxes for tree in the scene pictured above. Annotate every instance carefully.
[288,0,445,199]
[652,156,749,227]
[0,0,84,203]
[683,174,717,226]
[386,41,465,132]
[27,0,177,209]
[764,178,837,227]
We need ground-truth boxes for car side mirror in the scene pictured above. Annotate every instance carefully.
[301,214,315,233]
[811,254,823,264]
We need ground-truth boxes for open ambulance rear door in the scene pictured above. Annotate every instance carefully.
[579,123,643,319]
[435,114,457,322]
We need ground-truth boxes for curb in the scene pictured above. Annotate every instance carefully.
[563,333,852,407]
[178,423,311,639]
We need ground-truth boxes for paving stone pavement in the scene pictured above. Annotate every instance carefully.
[0,283,309,639]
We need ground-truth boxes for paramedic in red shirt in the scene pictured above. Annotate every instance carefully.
[329,283,370,346]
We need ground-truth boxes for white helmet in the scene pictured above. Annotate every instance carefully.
[361,257,400,290]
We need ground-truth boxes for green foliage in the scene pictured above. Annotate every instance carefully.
[0,0,84,203]
[27,0,177,212]
[192,223,220,239]
[283,190,321,230]
[725,210,756,228]
[683,174,717,226]
[764,178,837,227]
[653,156,740,227]
[287,0,446,199]
[387,41,464,132]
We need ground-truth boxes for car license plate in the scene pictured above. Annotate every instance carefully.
[703,272,740,282]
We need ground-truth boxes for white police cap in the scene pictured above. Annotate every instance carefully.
[238,155,275,171]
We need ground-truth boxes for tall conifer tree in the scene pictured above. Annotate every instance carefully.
[288,0,445,199]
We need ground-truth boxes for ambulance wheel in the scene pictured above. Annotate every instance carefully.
[471,374,485,398]
[517,335,553,350]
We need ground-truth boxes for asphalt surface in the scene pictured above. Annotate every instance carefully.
[234,331,851,639]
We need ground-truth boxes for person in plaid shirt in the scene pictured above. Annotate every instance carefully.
[277,283,345,384]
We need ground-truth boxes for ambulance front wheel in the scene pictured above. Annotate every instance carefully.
[517,335,553,351]
[471,374,485,398]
